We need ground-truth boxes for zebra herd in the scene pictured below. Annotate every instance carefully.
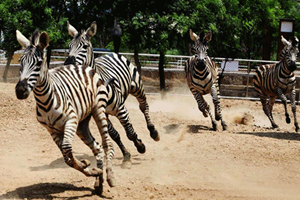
[15,22,299,195]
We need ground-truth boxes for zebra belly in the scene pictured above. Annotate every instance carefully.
[37,110,66,133]
[36,106,92,134]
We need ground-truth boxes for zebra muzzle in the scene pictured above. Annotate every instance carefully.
[288,62,297,72]
[15,79,30,99]
[195,59,206,70]
[64,56,76,65]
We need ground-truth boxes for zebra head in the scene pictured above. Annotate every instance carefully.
[15,29,49,99]
[190,29,212,70]
[64,21,96,66]
[280,35,299,72]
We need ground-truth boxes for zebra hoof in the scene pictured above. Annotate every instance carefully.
[212,123,217,131]
[148,125,160,141]
[222,124,228,131]
[151,130,160,141]
[107,177,116,188]
[286,117,291,124]
[94,176,103,196]
[295,126,299,132]
[106,168,116,187]
[272,124,279,129]
[134,139,146,154]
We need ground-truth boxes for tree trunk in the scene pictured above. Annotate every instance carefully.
[134,47,142,75]
[2,50,14,83]
[186,42,191,56]
[159,51,166,97]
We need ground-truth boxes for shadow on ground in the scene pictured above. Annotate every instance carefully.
[186,124,212,133]
[237,130,300,141]
[0,182,112,199]
[29,154,95,171]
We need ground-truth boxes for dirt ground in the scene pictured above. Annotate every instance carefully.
[1,81,300,200]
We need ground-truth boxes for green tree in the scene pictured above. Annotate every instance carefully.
[0,0,53,82]
[113,0,192,91]
[0,0,32,82]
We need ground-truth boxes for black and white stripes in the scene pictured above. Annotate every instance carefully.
[15,29,115,195]
[65,22,159,168]
[253,36,299,132]
[185,29,227,131]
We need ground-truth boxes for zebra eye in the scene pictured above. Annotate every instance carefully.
[83,45,88,49]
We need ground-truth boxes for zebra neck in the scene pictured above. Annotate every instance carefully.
[88,48,96,70]
[90,56,96,70]
[279,59,292,75]
[34,62,53,105]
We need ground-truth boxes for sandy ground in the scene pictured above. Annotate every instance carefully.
[1,82,300,200]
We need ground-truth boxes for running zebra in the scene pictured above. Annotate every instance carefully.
[253,35,299,132]
[15,29,116,195]
[185,29,227,131]
[65,22,160,168]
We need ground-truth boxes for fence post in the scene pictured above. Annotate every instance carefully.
[246,61,251,98]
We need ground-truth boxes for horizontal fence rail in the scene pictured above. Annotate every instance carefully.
[2,49,300,103]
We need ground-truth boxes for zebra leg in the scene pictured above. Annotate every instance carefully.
[268,96,276,122]
[60,120,102,177]
[289,87,299,132]
[193,91,217,131]
[107,118,132,169]
[277,88,291,124]
[210,84,227,130]
[76,115,106,195]
[92,103,116,189]
[260,96,278,128]
[131,75,160,141]
[117,104,146,154]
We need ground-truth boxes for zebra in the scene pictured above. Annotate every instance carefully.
[185,29,227,131]
[253,35,299,132]
[64,21,160,168]
[15,29,116,195]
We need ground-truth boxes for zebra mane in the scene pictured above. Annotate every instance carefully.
[199,31,205,42]
[30,29,40,46]
[74,29,85,39]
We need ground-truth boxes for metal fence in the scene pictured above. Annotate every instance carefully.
[2,49,300,102]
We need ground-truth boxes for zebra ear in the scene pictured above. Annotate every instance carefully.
[16,30,30,48]
[204,31,212,43]
[68,21,78,37]
[189,29,199,42]
[87,21,97,38]
[292,36,299,47]
[39,31,49,50]
[281,35,290,46]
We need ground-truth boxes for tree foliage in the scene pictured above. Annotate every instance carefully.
[1,0,300,61]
